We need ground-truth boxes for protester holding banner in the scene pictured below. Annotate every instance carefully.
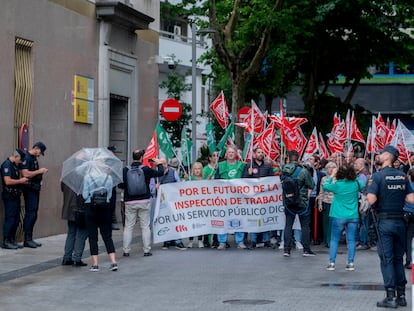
[203,151,218,180]
[186,162,207,248]
[242,147,275,248]
[158,158,187,250]
[215,146,246,250]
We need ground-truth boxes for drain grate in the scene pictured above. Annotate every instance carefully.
[223,299,275,305]
[321,283,383,291]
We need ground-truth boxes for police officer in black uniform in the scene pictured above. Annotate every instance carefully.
[1,149,28,249]
[21,142,48,248]
[367,144,414,308]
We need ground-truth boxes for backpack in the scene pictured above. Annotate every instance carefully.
[281,166,302,207]
[126,165,147,196]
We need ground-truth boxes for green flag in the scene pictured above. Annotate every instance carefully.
[206,123,216,155]
[156,123,175,159]
[242,132,253,161]
[181,126,193,166]
[217,122,234,157]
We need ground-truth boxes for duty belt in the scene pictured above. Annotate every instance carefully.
[377,212,404,220]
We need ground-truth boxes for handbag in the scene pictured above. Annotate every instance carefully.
[358,182,370,216]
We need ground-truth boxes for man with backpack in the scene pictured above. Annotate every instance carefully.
[119,149,164,257]
[281,150,315,257]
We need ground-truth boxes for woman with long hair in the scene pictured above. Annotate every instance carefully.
[323,164,365,271]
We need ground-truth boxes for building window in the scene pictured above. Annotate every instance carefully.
[14,37,33,147]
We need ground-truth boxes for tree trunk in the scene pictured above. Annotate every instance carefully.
[232,77,247,148]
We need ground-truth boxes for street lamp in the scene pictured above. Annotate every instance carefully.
[191,23,215,162]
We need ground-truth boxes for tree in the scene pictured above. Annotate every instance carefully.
[207,0,283,147]
[159,57,192,147]
[294,0,414,129]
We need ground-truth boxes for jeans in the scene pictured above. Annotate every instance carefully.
[358,213,370,247]
[63,220,88,262]
[284,210,311,252]
[377,219,407,288]
[329,218,359,264]
[2,197,21,239]
[85,203,115,256]
[250,232,270,243]
[218,232,244,244]
[123,201,151,253]
[23,190,40,234]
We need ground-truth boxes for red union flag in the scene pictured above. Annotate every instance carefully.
[209,91,229,129]
[143,130,158,166]
[303,127,318,161]
[350,111,365,143]
[318,133,330,160]
[257,121,280,160]
[245,100,266,134]
[294,126,307,158]
[374,114,388,150]
[327,113,346,153]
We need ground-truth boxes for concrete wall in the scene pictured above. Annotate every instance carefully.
[0,0,160,239]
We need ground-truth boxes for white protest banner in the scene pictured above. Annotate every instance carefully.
[153,176,300,243]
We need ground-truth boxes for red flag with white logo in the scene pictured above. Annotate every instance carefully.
[209,91,229,129]
[318,133,330,160]
[143,130,158,166]
[257,121,280,160]
[303,127,318,161]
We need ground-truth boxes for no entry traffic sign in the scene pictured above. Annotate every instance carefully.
[160,98,182,121]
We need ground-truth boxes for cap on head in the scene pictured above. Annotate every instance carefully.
[15,148,26,159]
[380,144,399,158]
[33,141,46,155]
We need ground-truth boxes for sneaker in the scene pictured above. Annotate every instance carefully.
[345,263,355,271]
[278,241,284,249]
[89,265,99,272]
[61,259,74,266]
[237,242,247,249]
[175,242,187,250]
[326,263,335,271]
[217,243,226,250]
[123,252,130,257]
[110,263,118,271]
[295,241,304,250]
[303,250,316,257]
[143,252,153,257]
[187,241,193,248]
[256,242,265,248]
[283,250,290,257]
[356,244,370,250]
[162,242,170,250]
[198,240,204,248]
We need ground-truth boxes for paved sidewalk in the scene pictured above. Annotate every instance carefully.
[0,232,412,311]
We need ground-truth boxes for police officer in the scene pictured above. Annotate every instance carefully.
[1,149,28,249]
[367,144,414,308]
[21,142,48,248]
